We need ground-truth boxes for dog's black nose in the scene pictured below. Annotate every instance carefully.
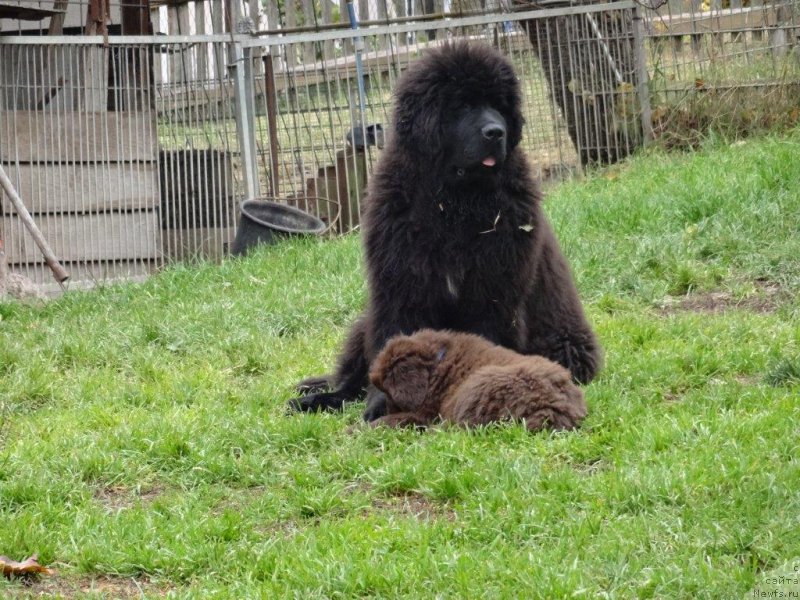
[482,123,506,140]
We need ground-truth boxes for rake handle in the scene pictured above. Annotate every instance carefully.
[0,164,69,283]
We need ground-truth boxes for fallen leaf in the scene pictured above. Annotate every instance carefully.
[651,105,668,122]
[0,554,55,579]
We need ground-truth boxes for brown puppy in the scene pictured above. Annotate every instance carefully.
[369,329,587,432]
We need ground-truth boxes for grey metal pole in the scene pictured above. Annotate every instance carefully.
[228,11,261,200]
[632,5,654,145]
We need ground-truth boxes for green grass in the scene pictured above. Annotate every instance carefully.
[2,131,799,598]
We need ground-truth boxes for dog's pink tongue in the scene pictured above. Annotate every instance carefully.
[482,156,496,167]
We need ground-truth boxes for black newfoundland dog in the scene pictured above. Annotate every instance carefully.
[290,42,601,421]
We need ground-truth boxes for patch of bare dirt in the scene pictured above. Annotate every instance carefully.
[370,491,456,521]
[5,574,173,599]
[569,457,608,475]
[94,485,164,512]
[229,483,457,540]
[657,282,789,315]
[733,374,759,386]
[0,273,46,301]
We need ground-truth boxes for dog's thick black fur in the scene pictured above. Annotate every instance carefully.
[289,42,602,420]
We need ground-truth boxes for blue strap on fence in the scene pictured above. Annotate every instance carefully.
[346,1,368,138]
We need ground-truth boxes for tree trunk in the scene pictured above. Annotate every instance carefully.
[516,1,644,166]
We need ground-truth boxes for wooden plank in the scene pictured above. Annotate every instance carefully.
[2,210,160,263]
[47,0,70,34]
[116,45,153,112]
[121,0,150,34]
[358,0,370,28]
[119,1,154,111]
[321,0,334,61]
[0,2,64,20]
[195,0,208,80]
[248,0,259,29]
[301,0,315,63]
[0,163,159,215]
[156,31,530,112]
[0,45,106,112]
[375,0,389,50]
[211,0,224,76]
[263,0,279,36]
[284,0,298,69]
[167,3,191,82]
[248,0,264,79]
[0,111,157,162]
[649,6,778,37]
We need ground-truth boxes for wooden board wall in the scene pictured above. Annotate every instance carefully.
[1,49,160,284]
[0,111,157,162]
[1,212,160,262]
[0,46,107,112]
[0,164,159,214]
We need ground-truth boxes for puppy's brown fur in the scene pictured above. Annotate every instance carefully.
[369,329,587,431]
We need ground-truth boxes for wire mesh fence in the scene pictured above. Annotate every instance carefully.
[642,0,800,147]
[234,2,648,236]
[1,0,799,289]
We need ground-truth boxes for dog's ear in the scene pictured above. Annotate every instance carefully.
[369,337,406,390]
[379,355,432,412]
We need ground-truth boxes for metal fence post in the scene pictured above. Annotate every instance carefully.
[229,31,260,200]
[632,5,654,146]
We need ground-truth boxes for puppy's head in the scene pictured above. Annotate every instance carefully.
[369,330,451,412]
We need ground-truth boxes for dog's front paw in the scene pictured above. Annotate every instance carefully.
[561,336,602,385]
[362,392,388,422]
[295,375,333,394]
[287,392,346,413]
